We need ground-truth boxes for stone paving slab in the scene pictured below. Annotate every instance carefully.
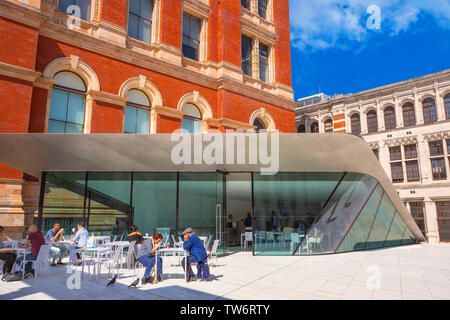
[0,243,449,300]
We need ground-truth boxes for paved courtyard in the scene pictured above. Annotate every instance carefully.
[1,243,449,300]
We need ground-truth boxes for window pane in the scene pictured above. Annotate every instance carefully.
[351,115,361,134]
[125,106,137,133]
[41,172,86,237]
[129,0,140,16]
[445,94,450,119]
[136,108,150,133]
[365,192,396,249]
[128,13,139,39]
[67,92,85,125]
[49,89,68,122]
[139,0,153,20]
[401,227,415,245]
[391,162,404,183]
[184,103,201,118]
[367,111,378,132]
[431,158,447,179]
[423,99,437,123]
[65,123,83,133]
[86,172,131,235]
[404,144,417,159]
[299,173,378,254]
[241,35,252,76]
[389,146,402,161]
[258,0,268,18]
[337,184,383,253]
[54,71,86,91]
[132,172,177,239]
[429,141,443,156]
[406,161,420,181]
[47,120,66,133]
[384,211,407,247]
[253,172,344,256]
[138,18,151,43]
[74,0,91,21]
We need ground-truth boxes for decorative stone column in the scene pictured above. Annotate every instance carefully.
[424,200,439,244]
[413,87,423,124]
[434,82,445,121]
[0,179,26,239]
[394,92,403,128]
[252,39,260,79]
[417,134,432,182]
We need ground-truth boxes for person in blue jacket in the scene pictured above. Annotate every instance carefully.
[181,228,210,281]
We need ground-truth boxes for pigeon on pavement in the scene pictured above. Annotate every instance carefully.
[129,278,139,288]
[106,274,118,287]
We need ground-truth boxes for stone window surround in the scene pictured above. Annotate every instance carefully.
[241,0,274,24]
[240,34,275,85]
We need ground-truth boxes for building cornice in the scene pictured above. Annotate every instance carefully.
[0,62,42,83]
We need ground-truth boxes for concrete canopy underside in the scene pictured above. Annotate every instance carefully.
[0,133,426,243]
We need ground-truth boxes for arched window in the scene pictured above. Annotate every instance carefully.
[253,118,266,132]
[351,114,361,134]
[324,119,333,133]
[182,103,202,133]
[384,106,396,130]
[124,89,150,133]
[445,94,450,120]
[310,122,319,133]
[423,98,437,123]
[297,125,305,133]
[403,103,416,127]
[58,0,91,21]
[48,71,86,133]
[367,110,378,133]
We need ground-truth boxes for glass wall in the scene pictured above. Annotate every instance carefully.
[41,172,86,237]
[40,171,419,255]
[132,172,177,241]
[253,172,344,255]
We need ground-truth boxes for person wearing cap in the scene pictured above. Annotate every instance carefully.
[181,228,210,282]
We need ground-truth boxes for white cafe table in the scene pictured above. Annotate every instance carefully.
[100,241,130,269]
[155,247,189,282]
[0,247,29,279]
[93,236,111,246]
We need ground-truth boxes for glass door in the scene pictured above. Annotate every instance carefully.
[178,172,226,251]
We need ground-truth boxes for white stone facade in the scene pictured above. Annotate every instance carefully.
[296,69,450,243]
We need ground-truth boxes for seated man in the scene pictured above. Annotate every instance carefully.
[15,225,46,278]
[0,225,17,277]
[181,228,210,282]
[136,232,163,284]
[45,221,68,266]
[70,222,89,260]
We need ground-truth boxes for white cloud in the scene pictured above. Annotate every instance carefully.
[290,0,450,51]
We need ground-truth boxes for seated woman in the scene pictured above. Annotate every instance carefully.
[136,232,163,284]
[127,225,144,245]
[0,225,17,277]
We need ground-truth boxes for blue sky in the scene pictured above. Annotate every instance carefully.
[289,0,450,100]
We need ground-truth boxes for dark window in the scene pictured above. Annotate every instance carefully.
[259,43,269,82]
[389,146,402,161]
[241,35,252,76]
[410,202,426,238]
[351,114,361,134]
[403,103,416,127]
[436,202,450,242]
[391,162,404,183]
[406,161,420,181]
[367,110,378,133]
[258,0,268,19]
[241,0,251,10]
[423,98,437,123]
[429,140,444,156]
[447,139,450,154]
[297,125,305,133]
[324,120,333,133]
[404,144,417,159]
[373,149,379,160]
[128,0,153,43]
[384,107,396,130]
[59,0,91,21]
[445,94,450,120]
[253,118,266,132]
[182,13,201,61]
[310,122,319,133]
[431,158,447,180]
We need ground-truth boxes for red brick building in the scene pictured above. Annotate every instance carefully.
[0,0,295,237]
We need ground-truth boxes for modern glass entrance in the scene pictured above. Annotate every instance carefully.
[38,171,418,255]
